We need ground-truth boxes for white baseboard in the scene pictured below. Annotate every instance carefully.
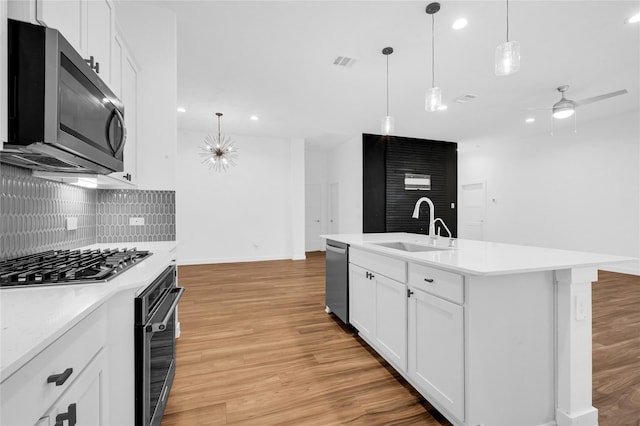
[178,253,305,266]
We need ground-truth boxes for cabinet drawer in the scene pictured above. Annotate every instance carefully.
[1,305,107,426]
[409,263,464,304]
[350,248,407,283]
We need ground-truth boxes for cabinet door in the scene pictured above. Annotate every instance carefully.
[408,288,464,421]
[349,264,375,341]
[36,0,83,54]
[86,0,112,84]
[121,56,138,184]
[375,274,407,371]
[41,349,107,426]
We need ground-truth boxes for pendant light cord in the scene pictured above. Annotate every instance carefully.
[506,0,510,42]
[216,113,222,141]
[386,54,390,116]
[431,14,435,88]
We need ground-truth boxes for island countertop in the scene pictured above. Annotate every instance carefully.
[321,233,634,276]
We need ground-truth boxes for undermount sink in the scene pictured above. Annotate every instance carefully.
[370,241,446,252]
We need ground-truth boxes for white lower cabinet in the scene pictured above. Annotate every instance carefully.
[408,287,464,421]
[349,264,376,341]
[348,250,465,424]
[375,274,407,371]
[0,306,108,426]
[349,253,407,372]
[38,349,107,426]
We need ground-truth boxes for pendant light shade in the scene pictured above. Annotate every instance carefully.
[200,112,238,172]
[425,87,442,112]
[495,0,520,76]
[381,47,394,135]
[381,115,395,135]
[425,3,442,112]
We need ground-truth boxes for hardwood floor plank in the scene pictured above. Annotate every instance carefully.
[161,254,640,425]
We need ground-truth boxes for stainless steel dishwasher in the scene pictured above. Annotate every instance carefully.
[325,239,349,324]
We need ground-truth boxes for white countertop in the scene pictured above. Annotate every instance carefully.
[322,233,635,276]
[0,241,177,382]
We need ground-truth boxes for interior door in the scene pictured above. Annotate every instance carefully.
[328,182,339,234]
[460,181,486,240]
[305,183,322,251]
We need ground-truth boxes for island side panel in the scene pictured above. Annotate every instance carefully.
[465,271,556,426]
[555,268,599,425]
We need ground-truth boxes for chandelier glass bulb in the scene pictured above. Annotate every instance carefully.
[425,86,442,112]
[495,40,520,76]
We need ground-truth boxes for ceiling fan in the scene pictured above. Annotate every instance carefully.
[528,85,628,134]
[538,85,629,120]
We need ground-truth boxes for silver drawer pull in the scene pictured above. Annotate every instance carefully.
[424,278,434,283]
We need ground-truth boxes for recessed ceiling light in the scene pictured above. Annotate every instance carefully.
[250,115,259,121]
[525,117,536,123]
[177,107,186,113]
[626,12,640,24]
[452,18,468,30]
[437,105,448,111]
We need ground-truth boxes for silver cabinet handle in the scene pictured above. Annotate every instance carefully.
[326,245,346,255]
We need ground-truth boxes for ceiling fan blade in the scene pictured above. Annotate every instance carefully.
[574,89,628,106]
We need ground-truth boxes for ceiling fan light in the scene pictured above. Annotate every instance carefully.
[425,87,442,112]
[381,116,395,135]
[495,41,520,76]
[553,107,575,119]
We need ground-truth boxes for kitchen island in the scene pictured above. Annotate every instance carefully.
[322,233,633,426]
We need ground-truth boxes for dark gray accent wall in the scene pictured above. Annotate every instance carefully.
[362,134,458,236]
[0,164,176,260]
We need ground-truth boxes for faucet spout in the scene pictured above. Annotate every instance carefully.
[412,197,436,238]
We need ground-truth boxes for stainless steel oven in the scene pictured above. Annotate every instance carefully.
[134,265,184,426]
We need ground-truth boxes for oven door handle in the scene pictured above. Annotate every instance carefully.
[146,287,185,333]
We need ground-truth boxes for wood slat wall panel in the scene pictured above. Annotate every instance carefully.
[162,255,640,425]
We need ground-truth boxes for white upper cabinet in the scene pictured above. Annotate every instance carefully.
[35,0,83,53]
[85,0,113,85]
[10,0,114,86]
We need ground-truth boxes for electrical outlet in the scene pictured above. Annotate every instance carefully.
[66,217,78,230]
[129,217,145,226]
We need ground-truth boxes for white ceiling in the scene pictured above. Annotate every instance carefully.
[160,1,640,149]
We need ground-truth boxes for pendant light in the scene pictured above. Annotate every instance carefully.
[425,2,442,112]
[381,47,394,135]
[200,112,238,172]
[495,0,520,76]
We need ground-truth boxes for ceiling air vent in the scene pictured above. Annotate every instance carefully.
[454,94,478,104]
[333,56,356,67]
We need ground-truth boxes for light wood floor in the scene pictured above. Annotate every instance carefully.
[162,253,640,425]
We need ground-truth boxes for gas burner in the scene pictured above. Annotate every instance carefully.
[0,248,152,288]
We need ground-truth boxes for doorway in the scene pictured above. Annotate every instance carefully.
[460,181,486,240]
[305,184,323,251]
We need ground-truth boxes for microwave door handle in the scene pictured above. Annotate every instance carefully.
[112,108,127,157]
[146,287,185,333]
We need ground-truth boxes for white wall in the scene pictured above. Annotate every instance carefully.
[458,111,639,257]
[176,128,305,265]
[327,134,363,234]
[116,3,177,190]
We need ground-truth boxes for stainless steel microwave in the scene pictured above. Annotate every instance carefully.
[1,19,125,174]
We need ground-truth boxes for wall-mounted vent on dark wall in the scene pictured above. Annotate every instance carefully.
[362,134,457,237]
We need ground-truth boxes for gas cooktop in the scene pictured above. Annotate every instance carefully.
[0,248,152,288]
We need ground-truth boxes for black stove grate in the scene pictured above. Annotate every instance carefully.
[0,248,152,288]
